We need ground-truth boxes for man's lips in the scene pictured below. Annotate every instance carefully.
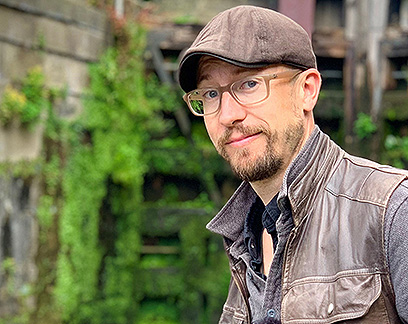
[225,132,262,147]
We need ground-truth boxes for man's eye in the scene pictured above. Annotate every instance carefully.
[203,89,219,100]
[240,79,259,90]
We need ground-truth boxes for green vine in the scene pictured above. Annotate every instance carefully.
[54,23,169,324]
[0,66,47,128]
[0,17,231,324]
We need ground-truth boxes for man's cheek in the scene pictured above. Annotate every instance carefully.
[204,122,217,145]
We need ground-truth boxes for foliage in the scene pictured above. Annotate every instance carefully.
[383,134,408,169]
[0,66,46,128]
[354,112,377,139]
[0,86,26,124]
[0,18,230,324]
[137,301,179,324]
[0,66,67,324]
[173,15,200,25]
[0,258,31,324]
[54,22,160,324]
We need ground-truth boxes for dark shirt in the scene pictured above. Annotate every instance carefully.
[244,195,281,280]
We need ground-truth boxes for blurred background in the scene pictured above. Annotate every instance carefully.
[0,0,407,323]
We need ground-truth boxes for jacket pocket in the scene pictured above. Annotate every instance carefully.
[281,271,382,323]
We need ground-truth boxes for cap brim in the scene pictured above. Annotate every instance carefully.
[178,52,271,93]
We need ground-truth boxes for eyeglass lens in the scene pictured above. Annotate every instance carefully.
[188,76,269,116]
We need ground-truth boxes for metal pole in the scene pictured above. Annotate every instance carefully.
[367,0,389,122]
[114,0,125,19]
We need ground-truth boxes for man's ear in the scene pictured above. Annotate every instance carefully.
[297,69,322,112]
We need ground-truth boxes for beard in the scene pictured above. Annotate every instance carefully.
[216,121,305,182]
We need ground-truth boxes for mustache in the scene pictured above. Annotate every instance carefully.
[217,124,270,147]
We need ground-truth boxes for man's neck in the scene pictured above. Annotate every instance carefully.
[250,170,285,205]
[250,123,317,206]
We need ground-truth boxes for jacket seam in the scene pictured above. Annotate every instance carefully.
[357,169,376,197]
[222,305,246,320]
[284,268,384,289]
[324,187,388,208]
[344,155,408,176]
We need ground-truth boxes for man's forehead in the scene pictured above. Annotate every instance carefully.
[197,56,269,85]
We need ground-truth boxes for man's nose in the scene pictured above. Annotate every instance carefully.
[218,92,247,126]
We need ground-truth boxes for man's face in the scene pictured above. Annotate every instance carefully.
[198,58,307,183]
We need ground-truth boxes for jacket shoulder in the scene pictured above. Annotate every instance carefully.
[326,154,408,207]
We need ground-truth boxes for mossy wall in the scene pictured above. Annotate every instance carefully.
[0,15,231,323]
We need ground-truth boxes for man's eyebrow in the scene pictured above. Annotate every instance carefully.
[197,67,263,86]
[197,73,210,85]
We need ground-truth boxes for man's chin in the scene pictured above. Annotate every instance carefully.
[224,148,283,182]
[224,150,258,170]
[228,158,265,181]
[222,145,257,161]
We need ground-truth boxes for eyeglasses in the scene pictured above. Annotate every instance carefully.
[183,70,302,116]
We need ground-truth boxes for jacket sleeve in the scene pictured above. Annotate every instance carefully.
[385,179,408,324]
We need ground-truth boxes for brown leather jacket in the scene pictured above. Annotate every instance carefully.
[211,132,407,324]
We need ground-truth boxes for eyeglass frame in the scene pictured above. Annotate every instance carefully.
[183,69,303,117]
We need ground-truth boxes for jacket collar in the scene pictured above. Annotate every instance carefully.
[287,129,343,226]
[206,181,257,242]
[206,126,344,239]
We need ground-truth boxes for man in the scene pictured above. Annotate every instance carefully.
[177,5,408,324]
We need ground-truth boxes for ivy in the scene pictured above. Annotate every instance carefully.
[0,65,64,324]
[53,22,168,324]
[0,86,26,125]
[0,66,47,128]
[0,17,231,324]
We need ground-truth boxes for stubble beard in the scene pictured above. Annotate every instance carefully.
[216,122,305,182]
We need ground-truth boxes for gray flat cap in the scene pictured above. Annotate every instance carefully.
[178,5,317,92]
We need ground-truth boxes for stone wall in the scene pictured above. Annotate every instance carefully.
[0,0,110,316]
[0,0,110,162]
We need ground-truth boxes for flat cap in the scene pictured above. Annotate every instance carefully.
[178,5,317,92]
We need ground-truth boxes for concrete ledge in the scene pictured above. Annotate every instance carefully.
[0,121,43,162]
[0,0,107,31]
[0,6,107,62]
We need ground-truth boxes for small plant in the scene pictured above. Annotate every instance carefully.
[173,15,200,25]
[20,66,47,125]
[0,86,26,125]
[36,32,46,51]
[383,134,408,169]
[354,112,377,139]
[0,66,47,128]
